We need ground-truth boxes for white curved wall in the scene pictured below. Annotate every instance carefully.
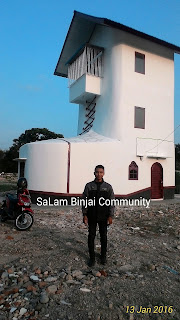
[19,140,68,193]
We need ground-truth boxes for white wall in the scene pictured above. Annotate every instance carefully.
[76,25,175,190]
[83,25,174,143]
[69,140,122,194]
[19,140,68,193]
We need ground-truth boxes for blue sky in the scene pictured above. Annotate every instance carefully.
[0,0,180,150]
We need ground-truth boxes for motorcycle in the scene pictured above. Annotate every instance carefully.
[0,192,34,231]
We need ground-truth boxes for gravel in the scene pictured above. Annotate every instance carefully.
[0,199,180,320]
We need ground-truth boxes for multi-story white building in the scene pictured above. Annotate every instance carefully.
[19,11,180,201]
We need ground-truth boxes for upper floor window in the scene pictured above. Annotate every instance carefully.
[134,106,145,129]
[135,52,145,74]
[129,161,138,180]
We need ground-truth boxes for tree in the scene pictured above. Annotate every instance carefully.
[175,143,180,170]
[12,128,64,149]
[2,128,64,173]
[0,149,5,172]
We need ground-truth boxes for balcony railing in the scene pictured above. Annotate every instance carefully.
[68,45,103,87]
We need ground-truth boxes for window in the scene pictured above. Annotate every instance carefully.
[134,106,145,129]
[129,161,138,180]
[135,52,145,74]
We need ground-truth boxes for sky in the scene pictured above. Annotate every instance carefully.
[0,0,180,150]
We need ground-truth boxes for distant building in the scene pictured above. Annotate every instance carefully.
[19,11,180,200]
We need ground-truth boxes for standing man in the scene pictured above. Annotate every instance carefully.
[82,165,115,267]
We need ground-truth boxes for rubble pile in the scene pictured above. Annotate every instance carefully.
[0,201,179,320]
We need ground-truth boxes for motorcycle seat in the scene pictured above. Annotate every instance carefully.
[6,194,18,202]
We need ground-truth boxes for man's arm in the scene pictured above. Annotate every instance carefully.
[82,184,89,225]
[107,185,115,224]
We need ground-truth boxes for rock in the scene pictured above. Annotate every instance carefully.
[88,311,93,318]
[59,272,66,279]
[66,280,81,284]
[27,285,37,292]
[19,307,27,316]
[39,281,47,288]
[66,274,73,281]
[30,275,40,282]
[14,301,21,307]
[10,307,17,313]
[72,270,82,278]
[1,272,8,280]
[12,292,19,298]
[9,273,19,279]
[11,286,19,294]
[46,276,58,282]
[7,268,14,274]
[99,270,107,277]
[92,270,99,277]
[56,288,63,294]
[95,272,101,277]
[35,268,41,274]
[109,303,113,309]
[130,227,140,232]
[40,292,49,304]
[147,264,156,271]
[22,275,29,283]
[66,242,72,246]
[5,235,14,240]
[46,285,57,294]
[60,300,72,306]
[177,245,180,250]
[118,264,134,273]
[80,287,91,292]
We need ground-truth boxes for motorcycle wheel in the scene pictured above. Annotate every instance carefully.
[15,211,34,231]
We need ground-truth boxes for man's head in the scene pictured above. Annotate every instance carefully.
[94,165,105,182]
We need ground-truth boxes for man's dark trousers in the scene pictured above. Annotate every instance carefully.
[88,221,107,259]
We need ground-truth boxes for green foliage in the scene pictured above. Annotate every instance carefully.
[0,149,5,172]
[175,144,180,170]
[0,128,64,173]
[12,128,64,149]
[175,171,180,194]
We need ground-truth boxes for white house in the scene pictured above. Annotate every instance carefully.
[19,11,180,201]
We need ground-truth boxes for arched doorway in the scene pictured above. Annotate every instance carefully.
[151,162,163,199]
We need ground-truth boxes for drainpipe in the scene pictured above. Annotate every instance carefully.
[61,139,71,194]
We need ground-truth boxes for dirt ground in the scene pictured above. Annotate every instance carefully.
[0,196,180,320]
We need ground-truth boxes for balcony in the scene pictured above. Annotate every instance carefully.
[68,45,103,104]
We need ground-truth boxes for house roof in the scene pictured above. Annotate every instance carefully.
[54,11,180,78]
